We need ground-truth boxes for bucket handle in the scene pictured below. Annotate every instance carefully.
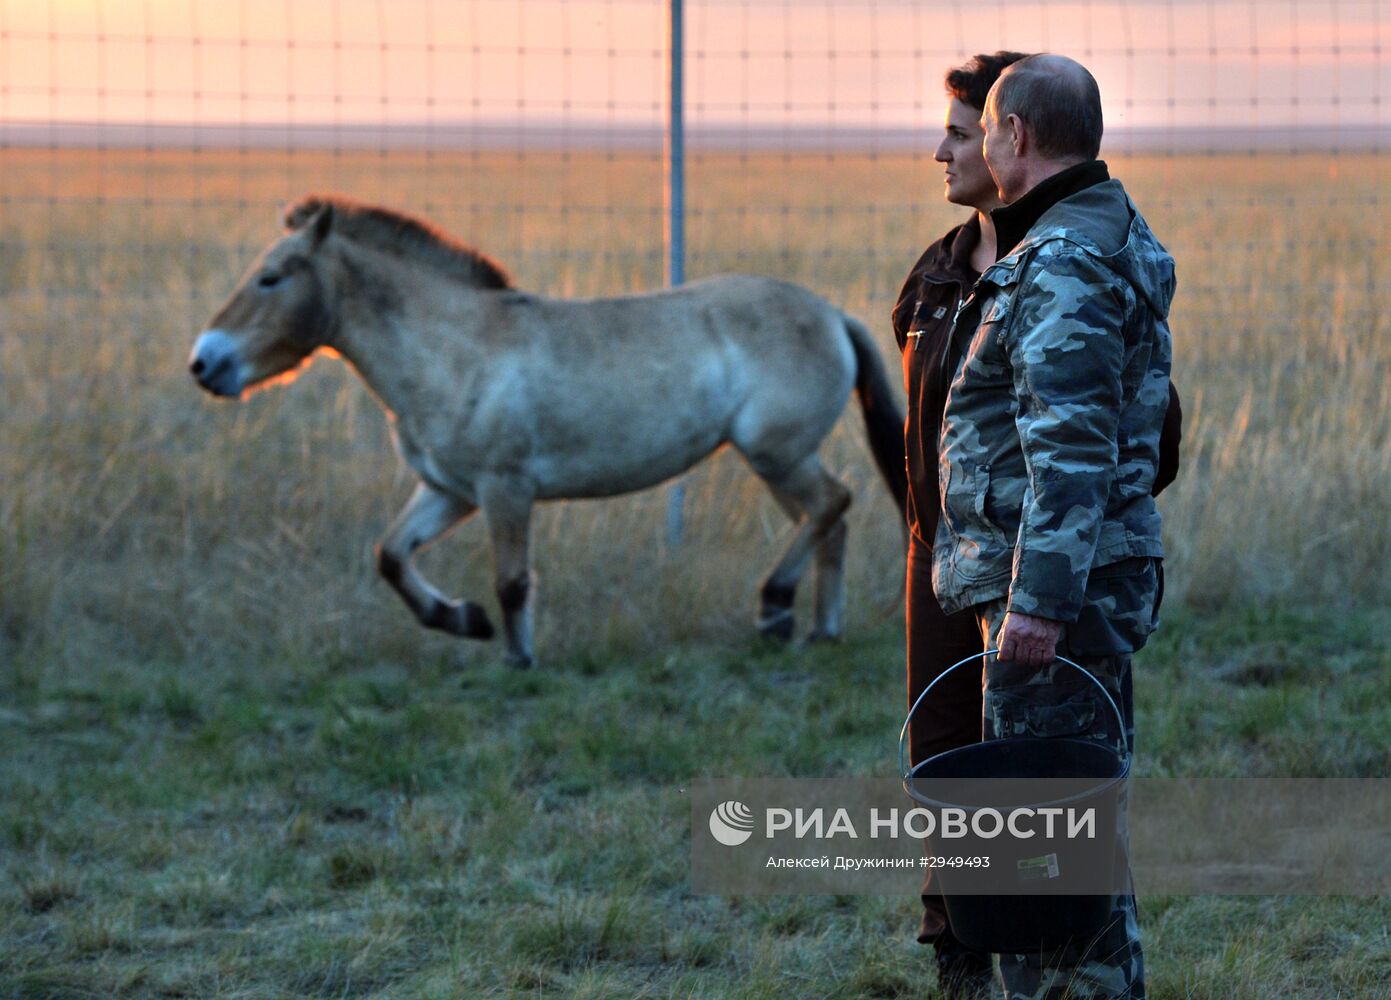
[898,649,1130,782]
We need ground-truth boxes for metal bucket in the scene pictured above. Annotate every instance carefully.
[898,651,1129,955]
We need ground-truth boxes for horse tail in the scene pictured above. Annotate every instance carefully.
[842,313,908,518]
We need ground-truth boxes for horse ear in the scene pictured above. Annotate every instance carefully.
[283,198,318,231]
[283,198,334,245]
[308,203,334,247]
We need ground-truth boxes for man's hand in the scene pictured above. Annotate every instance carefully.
[996,611,1063,670]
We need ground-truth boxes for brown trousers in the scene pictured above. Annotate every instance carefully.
[904,533,985,944]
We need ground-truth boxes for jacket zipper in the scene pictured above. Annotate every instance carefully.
[937,290,976,421]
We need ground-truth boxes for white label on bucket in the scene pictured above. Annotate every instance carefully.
[1017,853,1061,881]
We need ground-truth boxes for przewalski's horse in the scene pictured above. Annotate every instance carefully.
[190,195,907,668]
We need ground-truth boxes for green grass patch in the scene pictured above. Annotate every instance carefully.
[2,605,1387,996]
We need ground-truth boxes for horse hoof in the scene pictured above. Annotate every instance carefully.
[426,600,494,640]
[505,651,535,670]
[806,628,842,645]
[756,608,795,642]
[461,602,495,640]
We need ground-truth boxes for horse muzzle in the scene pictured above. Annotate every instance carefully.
[189,329,247,397]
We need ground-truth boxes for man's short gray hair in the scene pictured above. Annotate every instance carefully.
[989,54,1103,162]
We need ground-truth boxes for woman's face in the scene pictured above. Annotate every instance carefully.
[934,96,1001,211]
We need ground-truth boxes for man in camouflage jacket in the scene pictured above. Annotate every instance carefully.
[934,55,1173,999]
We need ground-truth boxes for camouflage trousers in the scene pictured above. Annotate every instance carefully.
[975,556,1160,1000]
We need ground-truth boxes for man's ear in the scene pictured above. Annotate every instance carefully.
[1006,113,1027,157]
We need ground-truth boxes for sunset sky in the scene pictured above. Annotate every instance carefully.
[1,1,1386,138]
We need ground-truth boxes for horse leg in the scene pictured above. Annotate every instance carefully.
[808,514,848,643]
[755,492,806,640]
[480,483,537,670]
[375,482,494,640]
[754,454,852,642]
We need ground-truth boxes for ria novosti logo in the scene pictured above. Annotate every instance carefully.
[708,800,755,846]
[707,801,1099,845]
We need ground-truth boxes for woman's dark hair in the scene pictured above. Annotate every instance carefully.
[945,51,1032,111]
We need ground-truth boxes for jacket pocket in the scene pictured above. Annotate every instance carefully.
[1063,557,1159,657]
[975,462,1023,545]
[986,685,1100,741]
[976,296,1012,342]
[940,458,980,541]
[939,459,1009,583]
[974,258,1027,344]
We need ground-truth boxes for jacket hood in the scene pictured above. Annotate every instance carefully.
[1012,178,1176,320]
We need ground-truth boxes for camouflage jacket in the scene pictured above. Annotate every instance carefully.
[932,175,1175,620]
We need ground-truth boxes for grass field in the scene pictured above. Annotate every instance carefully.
[2,148,1390,996]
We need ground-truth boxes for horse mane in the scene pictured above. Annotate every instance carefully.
[284,194,514,291]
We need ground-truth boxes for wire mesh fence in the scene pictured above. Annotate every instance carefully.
[2,1,1389,668]
[7,3,1384,300]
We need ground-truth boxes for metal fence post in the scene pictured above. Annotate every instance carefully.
[665,0,688,545]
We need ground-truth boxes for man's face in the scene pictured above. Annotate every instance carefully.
[934,97,998,211]
[980,91,1023,203]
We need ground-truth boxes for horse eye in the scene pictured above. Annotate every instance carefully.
[258,273,282,289]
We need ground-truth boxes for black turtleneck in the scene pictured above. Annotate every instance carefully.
[991,159,1110,261]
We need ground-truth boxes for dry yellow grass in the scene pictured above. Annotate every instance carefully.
[3,147,1391,999]
[2,148,1388,672]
